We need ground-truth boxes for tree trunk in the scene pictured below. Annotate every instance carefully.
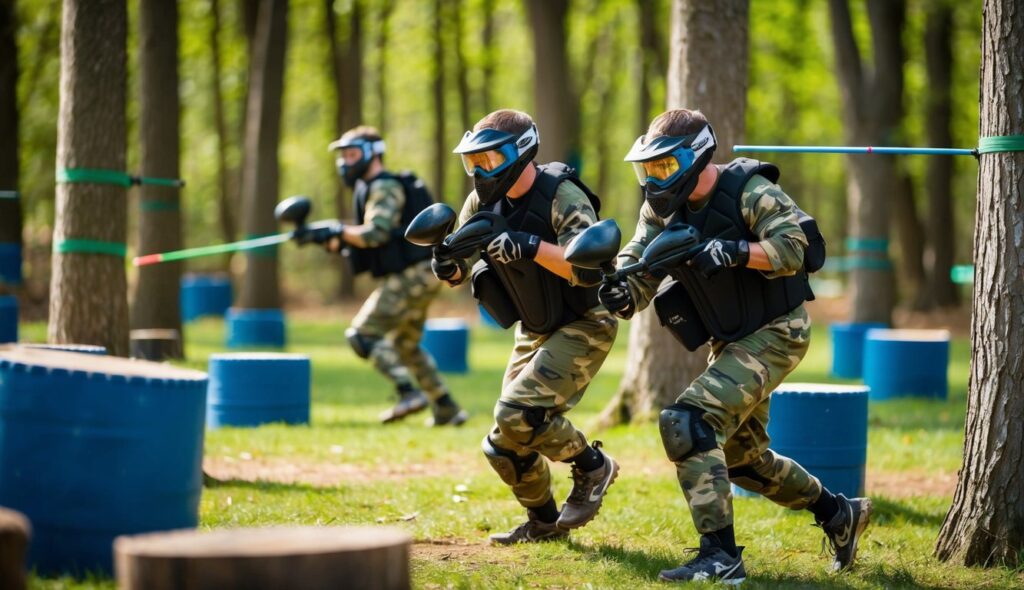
[828,0,904,324]
[0,0,20,295]
[480,0,495,114]
[934,0,1024,567]
[636,0,666,131]
[454,0,473,196]
[431,0,446,202]
[891,170,930,310]
[131,0,183,358]
[374,0,392,137]
[526,0,574,165]
[924,1,958,307]
[238,0,287,310]
[602,0,749,426]
[48,0,129,356]
[210,0,237,248]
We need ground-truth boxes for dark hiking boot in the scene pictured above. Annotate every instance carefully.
[819,494,872,572]
[379,390,429,424]
[425,402,469,427]
[659,537,746,585]
[489,510,569,545]
[556,442,619,530]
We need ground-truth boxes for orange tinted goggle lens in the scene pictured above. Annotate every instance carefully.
[461,150,507,175]
[640,155,681,182]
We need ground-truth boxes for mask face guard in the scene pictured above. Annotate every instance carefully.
[623,124,716,218]
[329,137,386,187]
[454,125,539,177]
[631,146,699,188]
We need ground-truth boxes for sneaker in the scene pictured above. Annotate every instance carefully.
[425,403,469,427]
[819,494,872,572]
[379,390,429,424]
[556,441,619,530]
[489,510,569,545]
[658,537,746,585]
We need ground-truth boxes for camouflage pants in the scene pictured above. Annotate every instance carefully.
[486,308,618,508]
[350,260,448,401]
[672,305,822,533]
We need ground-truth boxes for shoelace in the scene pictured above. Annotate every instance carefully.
[676,547,721,571]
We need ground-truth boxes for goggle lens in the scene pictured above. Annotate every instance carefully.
[461,149,509,176]
[632,148,697,187]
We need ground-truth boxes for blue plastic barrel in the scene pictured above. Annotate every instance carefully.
[23,343,107,355]
[180,273,233,322]
[0,347,207,574]
[0,295,16,343]
[421,318,469,373]
[0,242,21,285]
[207,353,311,428]
[830,322,887,378]
[864,329,950,400]
[226,307,286,348]
[732,383,869,499]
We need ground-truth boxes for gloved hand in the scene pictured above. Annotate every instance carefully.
[296,220,344,247]
[486,231,541,265]
[685,239,749,279]
[598,277,635,318]
[431,246,461,281]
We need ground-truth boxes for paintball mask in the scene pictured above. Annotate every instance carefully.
[453,124,539,206]
[328,135,386,188]
[624,124,716,218]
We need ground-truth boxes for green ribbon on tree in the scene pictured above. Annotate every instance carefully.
[977,135,1024,154]
[140,200,180,212]
[54,238,128,258]
[0,190,18,199]
[845,237,889,252]
[57,168,185,188]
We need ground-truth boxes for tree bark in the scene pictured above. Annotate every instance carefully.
[210,0,237,248]
[934,0,1024,567]
[431,0,446,202]
[526,0,575,165]
[0,0,21,294]
[48,0,130,355]
[602,0,749,426]
[924,1,959,307]
[238,0,287,310]
[828,0,904,324]
[131,0,183,358]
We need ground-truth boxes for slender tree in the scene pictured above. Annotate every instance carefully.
[636,0,666,132]
[602,0,749,424]
[237,0,288,310]
[210,0,237,248]
[480,0,495,114]
[131,0,183,357]
[0,0,20,293]
[374,0,392,137]
[49,0,130,355]
[454,0,473,195]
[525,0,575,165]
[431,0,446,201]
[934,0,1024,567]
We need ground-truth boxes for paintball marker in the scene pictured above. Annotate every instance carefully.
[405,204,508,259]
[565,220,701,280]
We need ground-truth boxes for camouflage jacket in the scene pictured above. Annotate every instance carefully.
[352,177,405,248]
[619,170,809,311]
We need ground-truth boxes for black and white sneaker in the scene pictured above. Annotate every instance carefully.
[659,537,746,585]
[489,510,569,545]
[557,442,619,530]
[379,390,429,424]
[820,494,872,572]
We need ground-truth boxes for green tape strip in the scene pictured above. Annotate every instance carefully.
[244,233,279,258]
[822,256,893,272]
[951,264,974,284]
[978,135,1024,154]
[140,200,180,212]
[57,168,184,188]
[55,238,127,257]
[845,237,889,252]
[0,190,18,199]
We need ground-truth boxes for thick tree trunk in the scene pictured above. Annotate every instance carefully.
[211,0,237,248]
[935,0,1024,567]
[828,0,904,324]
[431,0,446,202]
[48,0,129,355]
[602,0,749,426]
[131,0,183,358]
[526,0,574,165]
[924,2,958,307]
[0,0,20,294]
[238,0,287,310]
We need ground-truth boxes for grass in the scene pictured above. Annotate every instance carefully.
[21,309,1024,589]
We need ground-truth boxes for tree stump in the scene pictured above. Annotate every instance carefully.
[0,507,30,590]
[115,526,411,590]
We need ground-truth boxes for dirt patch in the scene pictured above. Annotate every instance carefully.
[203,456,480,488]
[867,469,957,498]
[413,539,494,563]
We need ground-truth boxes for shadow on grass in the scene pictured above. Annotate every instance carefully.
[565,540,680,580]
[871,496,947,528]
[203,474,322,494]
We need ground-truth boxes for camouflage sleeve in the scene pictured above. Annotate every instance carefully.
[550,181,602,287]
[616,201,666,312]
[741,175,809,279]
[353,178,405,248]
[444,191,482,286]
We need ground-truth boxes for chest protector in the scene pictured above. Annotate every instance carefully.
[349,171,434,277]
[664,158,813,344]
[476,163,601,334]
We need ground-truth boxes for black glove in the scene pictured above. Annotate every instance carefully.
[296,220,344,246]
[598,277,635,318]
[431,246,461,281]
[685,239,749,279]
[486,230,541,265]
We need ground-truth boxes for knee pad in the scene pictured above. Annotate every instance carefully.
[345,327,380,359]
[482,435,540,486]
[494,400,550,446]
[659,404,719,462]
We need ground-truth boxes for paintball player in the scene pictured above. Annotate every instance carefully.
[324,125,468,426]
[597,109,870,584]
[431,109,619,543]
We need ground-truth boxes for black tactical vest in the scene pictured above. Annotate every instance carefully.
[668,158,812,342]
[349,171,434,277]
[482,163,601,334]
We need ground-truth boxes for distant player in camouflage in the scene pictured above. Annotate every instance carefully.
[599,109,871,584]
[325,126,468,426]
[432,109,619,543]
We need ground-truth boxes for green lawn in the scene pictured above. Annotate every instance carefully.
[23,312,1024,589]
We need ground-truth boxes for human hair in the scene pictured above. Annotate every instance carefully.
[473,109,534,135]
[646,109,709,139]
